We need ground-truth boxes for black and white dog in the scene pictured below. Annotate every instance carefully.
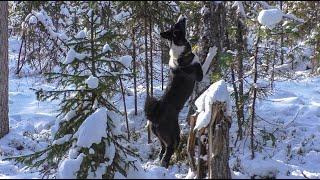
[144,15,203,168]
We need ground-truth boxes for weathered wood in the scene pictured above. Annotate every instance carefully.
[187,114,198,172]
[189,102,232,179]
[210,103,232,179]
[197,130,207,179]
[208,104,219,179]
[147,122,151,144]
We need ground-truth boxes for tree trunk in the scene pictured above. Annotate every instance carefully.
[0,1,9,138]
[188,1,226,124]
[144,2,151,144]
[144,2,149,98]
[235,15,245,141]
[149,16,153,97]
[132,23,138,115]
[208,103,231,179]
[119,76,130,141]
[16,31,25,75]
[280,1,284,65]
[250,27,261,160]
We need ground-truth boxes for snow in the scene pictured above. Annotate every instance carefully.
[0,38,60,179]
[104,141,115,166]
[64,48,77,64]
[229,75,320,179]
[102,43,112,53]
[28,15,37,25]
[200,6,209,16]
[89,148,95,154]
[185,168,196,179]
[60,6,70,16]
[292,27,299,32]
[75,30,86,39]
[87,163,106,179]
[63,48,86,64]
[3,34,320,179]
[257,1,304,24]
[74,108,108,148]
[258,9,283,29]
[114,11,130,22]
[107,111,123,136]
[29,10,66,41]
[52,134,72,145]
[194,80,231,130]
[57,153,85,179]
[64,110,77,121]
[119,55,133,68]
[85,75,99,89]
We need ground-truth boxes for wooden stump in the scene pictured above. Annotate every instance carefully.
[208,103,231,179]
[187,114,197,172]
[187,102,232,179]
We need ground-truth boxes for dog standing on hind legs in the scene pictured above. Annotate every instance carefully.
[144,15,203,168]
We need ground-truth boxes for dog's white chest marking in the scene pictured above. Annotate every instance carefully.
[191,55,200,65]
[169,43,185,69]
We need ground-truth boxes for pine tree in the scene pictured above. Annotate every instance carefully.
[9,3,138,178]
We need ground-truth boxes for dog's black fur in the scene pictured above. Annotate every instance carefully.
[144,16,203,168]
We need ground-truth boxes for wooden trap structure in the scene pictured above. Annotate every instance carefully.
[187,102,232,179]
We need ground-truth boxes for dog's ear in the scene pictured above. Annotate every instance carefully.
[160,30,172,40]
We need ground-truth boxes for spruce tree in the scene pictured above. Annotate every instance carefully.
[9,3,138,179]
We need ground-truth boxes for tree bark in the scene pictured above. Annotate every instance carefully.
[149,16,153,97]
[144,2,151,144]
[144,2,149,98]
[132,23,138,115]
[0,1,9,138]
[280,1,284,65]
[235,15,245,141]
[187,1,226,124]
[209,103,231,179]
[250,27,261,159]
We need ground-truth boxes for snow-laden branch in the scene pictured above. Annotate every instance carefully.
[24,10,69,51]
[256,1,304,23]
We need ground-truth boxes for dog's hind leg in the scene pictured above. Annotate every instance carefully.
[158,141,166,160]
[160,145,174,168]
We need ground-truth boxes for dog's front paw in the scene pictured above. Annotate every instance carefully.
[208,46,217,57]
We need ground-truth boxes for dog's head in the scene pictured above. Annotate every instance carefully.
[160,15,187,46]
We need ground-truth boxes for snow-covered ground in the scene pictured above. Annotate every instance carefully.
[1,37,320,179]
[229,74,320,179]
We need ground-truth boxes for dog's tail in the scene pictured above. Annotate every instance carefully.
[144,96,161,123]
